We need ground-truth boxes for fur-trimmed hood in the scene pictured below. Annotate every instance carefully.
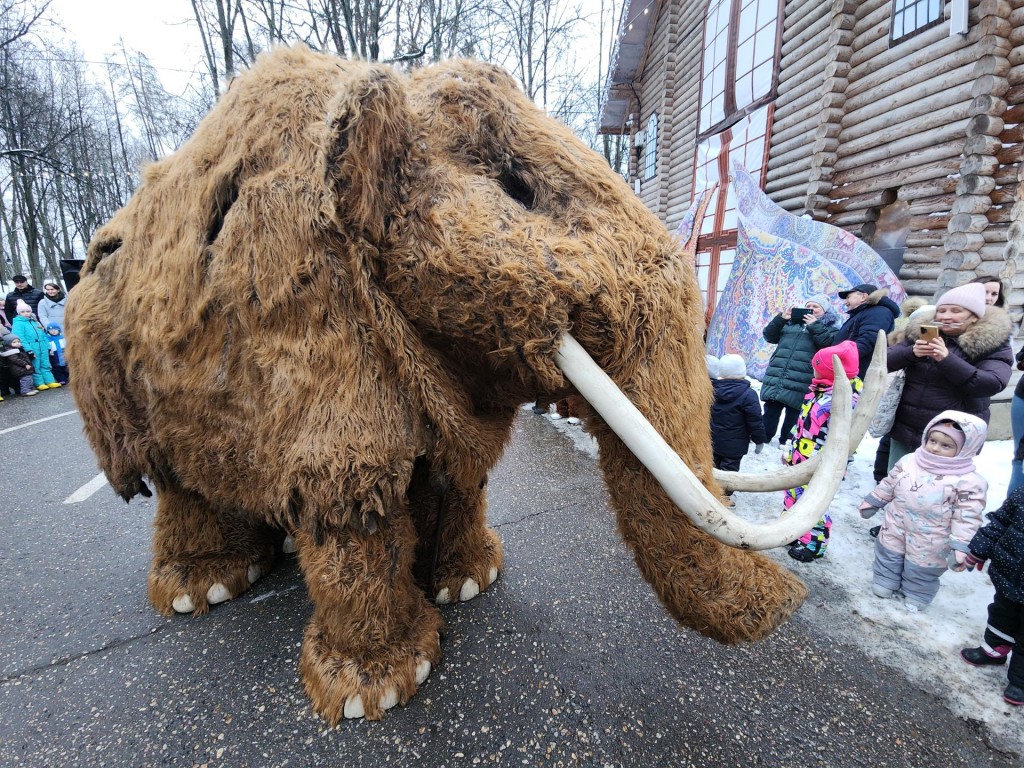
[902,305,1013,360]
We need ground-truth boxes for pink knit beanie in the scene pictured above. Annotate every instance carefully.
[928,421,966,453]
[935,283,986,319]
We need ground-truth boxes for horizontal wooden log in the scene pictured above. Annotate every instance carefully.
[949,213,991,233]
[848,30,982,100]
[970,94,1009,117]
[959,174,999,195]
[908,213,952,231]
[995,164,1023,185]
[980,0,1013,20]
[941,251,983,271]
[908,193,957,216]
[1005,103,1024,123]
[843,61,975,119]
[952,194,995,215]
[966,114,1006,136]
[834,141,965,180]
[825,209,876,228]
[838,123,968,172]
[1001,124,1024,144]
[991,184,1020,205]
[982,219,1011,237]
[843,67,970,128]
[961,154,1001,176]
[897,177,959,200]
[973,74,1011,99]
[832,158,963,198]
[989,206,1015,224]
[827,187,897,214]
[900,264,944,280]
[901,279,943,296]
[905,232,947,248]
[946,232,985,253]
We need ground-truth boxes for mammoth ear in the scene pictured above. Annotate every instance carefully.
[323,64,413,243]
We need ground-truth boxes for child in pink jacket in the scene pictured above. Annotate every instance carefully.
[859,410,988,612]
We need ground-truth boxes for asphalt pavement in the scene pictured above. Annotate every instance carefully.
[0,389,1020,767]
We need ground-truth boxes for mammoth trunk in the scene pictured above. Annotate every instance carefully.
[587,340,809,644]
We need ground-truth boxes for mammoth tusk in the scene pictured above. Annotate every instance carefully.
[553,333,852,550]
[714,329,889,493]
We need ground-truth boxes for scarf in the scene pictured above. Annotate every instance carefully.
[912,447,975,475]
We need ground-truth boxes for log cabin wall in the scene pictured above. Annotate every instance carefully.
[663,1,708,224]
[635,5,673,212]
[764,1,832,211]
[603,0,1022,321]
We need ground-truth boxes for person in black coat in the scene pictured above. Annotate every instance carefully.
[832,283,901,379]
[4,274,44,322]
[710,353,767,472]
[959,487,1024,707]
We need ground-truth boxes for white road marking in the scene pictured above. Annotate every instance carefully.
[0,409,79,436]
[63,472,109,504]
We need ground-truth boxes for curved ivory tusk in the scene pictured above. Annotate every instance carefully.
[714,329,889,493]
[553,333,852,550]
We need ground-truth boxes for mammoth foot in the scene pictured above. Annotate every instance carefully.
[148,550,276,616]
[433,527,503,605]
[300,606,443,723]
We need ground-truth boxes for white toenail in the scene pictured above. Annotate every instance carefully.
[343,695,364,719]
[435,588,450,605]
[488,567,498,585]
[207,583,230,604]
[172,594,195,613]
[247,565,262,584]
[380,688,398,710]
[282,535,296,554]
[459,578,480,601]
[415,659,431,685]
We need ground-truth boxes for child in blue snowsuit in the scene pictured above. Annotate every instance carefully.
[45,323,68,384]
[10,299,58,390]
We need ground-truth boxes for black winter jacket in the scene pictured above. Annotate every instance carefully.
[760,314,838,410]
[831,289,901,378]
[711,378,767,459]
[4,284,44,321]
[969,488,1024,604]
[887,306,1013,449]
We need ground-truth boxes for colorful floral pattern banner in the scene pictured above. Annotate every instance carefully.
[706,167,906,381]
[732,167,906,303]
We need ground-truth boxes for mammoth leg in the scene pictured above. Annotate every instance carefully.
[148,482,279,616]
[419,471,503,605]
[296,512,443,723]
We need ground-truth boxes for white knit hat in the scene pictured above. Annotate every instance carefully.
[705,355,720,379]
[719,354,747,378]
[935,283,987,318]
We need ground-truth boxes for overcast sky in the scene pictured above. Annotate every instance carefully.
[45,0,202,93]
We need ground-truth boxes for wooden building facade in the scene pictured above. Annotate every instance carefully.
[600,0,1024,322]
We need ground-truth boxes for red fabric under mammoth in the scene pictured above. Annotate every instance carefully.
[66,46,814,723]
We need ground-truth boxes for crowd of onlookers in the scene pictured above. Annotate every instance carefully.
[1,274,69,400]
[704,275,1024,709]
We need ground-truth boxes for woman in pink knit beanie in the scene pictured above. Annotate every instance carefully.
[884,281,1013,471]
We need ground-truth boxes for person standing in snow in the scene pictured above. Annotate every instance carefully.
[860,410,988,613]
[783,340,861,563]
[709,353,767,473]
[958,486,1024,707]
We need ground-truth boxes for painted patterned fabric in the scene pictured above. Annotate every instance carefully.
[706,167,906,380]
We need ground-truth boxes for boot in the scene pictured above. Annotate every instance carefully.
[1004,682,1024,706]
[960,645,1011,667]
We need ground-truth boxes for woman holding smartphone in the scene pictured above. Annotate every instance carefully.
[886,282,1013,470]
[759,294,840,444]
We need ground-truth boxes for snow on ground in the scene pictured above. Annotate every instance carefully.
[530,404,1023,757]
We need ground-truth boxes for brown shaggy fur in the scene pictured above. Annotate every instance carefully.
[66,46,807,724]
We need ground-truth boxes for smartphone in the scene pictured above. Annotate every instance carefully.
[790,308,812,324]
[920,324,939,342]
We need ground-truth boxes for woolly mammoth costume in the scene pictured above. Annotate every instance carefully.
[67,47,866,723]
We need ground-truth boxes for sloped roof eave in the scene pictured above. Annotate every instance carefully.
[599,0,659,134]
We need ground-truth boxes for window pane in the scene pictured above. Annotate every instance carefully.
[891,0,942,43]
